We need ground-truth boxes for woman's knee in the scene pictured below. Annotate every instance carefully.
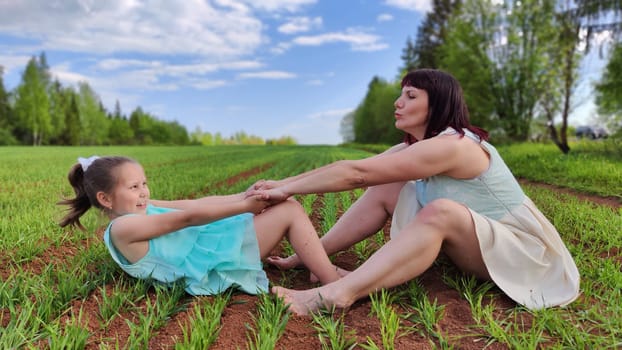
[415,199,466,230]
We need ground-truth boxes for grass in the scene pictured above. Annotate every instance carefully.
[0,142,619,348]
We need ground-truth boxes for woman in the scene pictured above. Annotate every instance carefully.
[249,69,580,315]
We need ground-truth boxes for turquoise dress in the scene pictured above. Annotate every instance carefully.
[103,205,269,295]
[391,128,580,309]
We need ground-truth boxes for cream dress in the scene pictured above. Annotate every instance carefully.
[390,128,580,309]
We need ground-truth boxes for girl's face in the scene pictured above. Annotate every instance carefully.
[106,162,150,217]
[394,85,429,138]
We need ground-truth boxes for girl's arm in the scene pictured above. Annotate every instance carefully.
[149,192,244,210]
[112,194,267,244]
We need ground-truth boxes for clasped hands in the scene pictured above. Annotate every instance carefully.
[244,179,290,206]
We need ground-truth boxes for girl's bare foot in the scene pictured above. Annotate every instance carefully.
[271,286,340,316]
[265,255,300,270]
[310,265,351,283]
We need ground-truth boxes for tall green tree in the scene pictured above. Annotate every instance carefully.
[63,93,81,145]
[77,82,109,145]
[353,77,402,144]
[408,0,462,71]
[339,110,355,143]
[108,105,135,145]
[0,67,9,124]
[47,79,69,144]
[537,0,621,153]
[14,57,51,145]
[595,42,622,135]
[437,0,497,131]
[440,0,558,142]
[0,66,18,145]
[400,36,418,73]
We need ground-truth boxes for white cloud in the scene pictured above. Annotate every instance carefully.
[377,13,394,22]
[0,54,32,75]
[384,0,432,12]
[187,79,228,90]
[0,0,265,58]
[241,0,317,12]
[292,28,387,51]
[237,70,296,79]
[270,42,293,54]
[278,16,323,34]
[307,108,352,120]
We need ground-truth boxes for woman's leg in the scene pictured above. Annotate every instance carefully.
[253,199,340,285]
[272,199,490,315]
[277,181,406,268]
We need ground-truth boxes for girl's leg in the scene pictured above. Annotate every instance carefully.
[272,199,490,315]
[279,181,406,268]
[253,199,340,284]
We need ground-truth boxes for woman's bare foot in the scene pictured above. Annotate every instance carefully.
[271,285,350,316]
[310,265,351,283]
[265,255,300,270]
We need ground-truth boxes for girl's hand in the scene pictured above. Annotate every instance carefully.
[244,194,270,214]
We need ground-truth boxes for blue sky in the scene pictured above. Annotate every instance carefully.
[0,0,607,144]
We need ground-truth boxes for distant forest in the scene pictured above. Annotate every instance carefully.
[0,53,296,146]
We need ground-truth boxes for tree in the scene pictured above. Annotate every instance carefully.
[0,66,18,145]
[408,0,462,71]
[438,0,496,131]
[108,114,135,144]
[400,36,418,73]
[0,66,11,129]
[535,0,622,153]
[63,93,81,145]
[440,0,559,142]
[47,79,68,144]
[353,77,402,144]
[14,57,51,145]
[595,42,622,135]
[77,82,109,145]
[339,111,355,143]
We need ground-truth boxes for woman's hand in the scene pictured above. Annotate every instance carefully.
[245,179,274,197]
[244,194,271,214]
[253,187,290,205]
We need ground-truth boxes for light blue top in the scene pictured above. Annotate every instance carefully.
[415,128,526,220]
[103,205,269,295]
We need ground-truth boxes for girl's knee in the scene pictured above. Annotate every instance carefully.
[275,198,306,217]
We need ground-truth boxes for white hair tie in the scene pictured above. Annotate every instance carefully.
[78,156,100,172]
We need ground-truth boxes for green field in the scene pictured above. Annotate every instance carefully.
[0,144,620,349]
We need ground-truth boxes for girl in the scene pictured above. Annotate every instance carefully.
[58,155,340,295]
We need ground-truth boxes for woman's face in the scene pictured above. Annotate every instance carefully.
[394,85,429,138]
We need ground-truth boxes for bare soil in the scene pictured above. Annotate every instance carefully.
[4,172,619,349]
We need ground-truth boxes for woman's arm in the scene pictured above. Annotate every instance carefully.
[260,135,486,201]
[252,143,410,190]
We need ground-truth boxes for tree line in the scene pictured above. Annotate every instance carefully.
[341,0,621,153]
[0,53,296,146]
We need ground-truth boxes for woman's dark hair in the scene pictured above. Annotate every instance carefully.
[400,69,488,144]
[58,156,137,230]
